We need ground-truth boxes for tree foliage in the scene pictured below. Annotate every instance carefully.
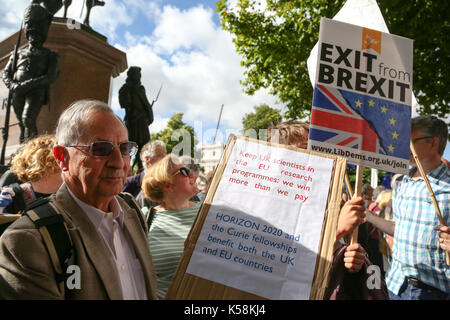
[150,112,198,158]
[242,103,283,139]
[216,0,449,120]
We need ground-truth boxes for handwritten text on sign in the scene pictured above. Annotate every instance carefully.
[187,139,334,300]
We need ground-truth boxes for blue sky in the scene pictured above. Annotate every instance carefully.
[1,0,281,146]
[1,0,448,158]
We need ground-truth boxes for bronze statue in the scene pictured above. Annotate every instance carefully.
[62,0,72,18]
[31,0,64,16]
[119,67,154,170]
[2,3,59,143]
[84,0,105,26]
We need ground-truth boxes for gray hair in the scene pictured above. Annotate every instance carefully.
[56,99,123,146]
[140,140,166,164]
[411,115,448,156]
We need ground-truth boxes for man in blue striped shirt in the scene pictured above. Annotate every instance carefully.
[366,115,449,300]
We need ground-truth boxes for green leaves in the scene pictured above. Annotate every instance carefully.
[217,0,449,122]
[242,104,283,139]
[151,113,198,157]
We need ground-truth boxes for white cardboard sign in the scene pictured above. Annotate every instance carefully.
[186,139,334,299]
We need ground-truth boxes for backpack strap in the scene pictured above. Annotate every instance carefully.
[23,197,74,295]
[118,192,147,233]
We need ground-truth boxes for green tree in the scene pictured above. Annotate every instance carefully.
[151,112,198,158]
[242,103,283,139]
[217,0,449,120]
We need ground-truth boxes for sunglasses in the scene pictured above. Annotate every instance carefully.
[173,167,191,177]
[412,136,434,144]
[68,141,138,157]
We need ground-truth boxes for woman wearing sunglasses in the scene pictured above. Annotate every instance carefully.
[141,154,200,299]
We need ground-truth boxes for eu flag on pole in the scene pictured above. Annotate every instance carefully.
[310,84,411,160]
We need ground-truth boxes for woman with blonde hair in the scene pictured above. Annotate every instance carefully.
[0,135,62,213]
[141,154,200,299]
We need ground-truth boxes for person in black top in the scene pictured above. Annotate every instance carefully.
[123,140,166,197]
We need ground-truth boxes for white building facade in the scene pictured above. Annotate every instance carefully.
[197,142,224,174]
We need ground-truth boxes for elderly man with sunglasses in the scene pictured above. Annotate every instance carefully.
[0,99,157,300]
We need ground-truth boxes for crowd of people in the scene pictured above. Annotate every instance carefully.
[0,99,448,300]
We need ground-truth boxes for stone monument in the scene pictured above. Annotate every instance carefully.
[0,1,127,162]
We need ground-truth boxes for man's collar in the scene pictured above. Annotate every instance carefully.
[408,162,447,180]
[65,183,124,229]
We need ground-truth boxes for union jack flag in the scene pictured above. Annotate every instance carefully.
[309,84,411,160]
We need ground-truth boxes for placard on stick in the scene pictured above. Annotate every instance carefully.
[308,18,413,175]
[166,135,347,300]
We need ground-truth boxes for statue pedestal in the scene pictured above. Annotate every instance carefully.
[0,18,127,160]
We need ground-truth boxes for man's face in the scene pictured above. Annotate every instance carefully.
[409,129,437,166]
[63,112,131,208]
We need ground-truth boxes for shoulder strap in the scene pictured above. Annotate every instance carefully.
[23,197,74,295]
[118,192,147,233]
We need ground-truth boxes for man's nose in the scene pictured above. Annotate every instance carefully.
[107,145,126,166]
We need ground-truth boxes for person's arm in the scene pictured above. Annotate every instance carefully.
[365,209,395,236]
[334,197,366,272]
[336,196,366,241]
[0,219,63,299]
[2,52,16,89]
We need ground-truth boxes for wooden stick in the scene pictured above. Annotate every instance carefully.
[350,165,364,245]
[410,141,450,265]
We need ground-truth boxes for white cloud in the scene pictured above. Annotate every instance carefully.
[149,114,170,134]
[151,5,216,55]
[110,4,280,145]
[0,0,30,40]
[1,1,281,146]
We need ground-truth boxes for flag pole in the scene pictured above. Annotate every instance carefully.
[350,165,364,245]
[410,141,450,265]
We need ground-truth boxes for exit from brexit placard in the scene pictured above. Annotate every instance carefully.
[308,18,413,174]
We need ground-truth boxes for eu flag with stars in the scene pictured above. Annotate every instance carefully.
[310,84,411,160]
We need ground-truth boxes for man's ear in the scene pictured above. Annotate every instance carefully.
[431,136,440,153]
[53,145,69,171]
